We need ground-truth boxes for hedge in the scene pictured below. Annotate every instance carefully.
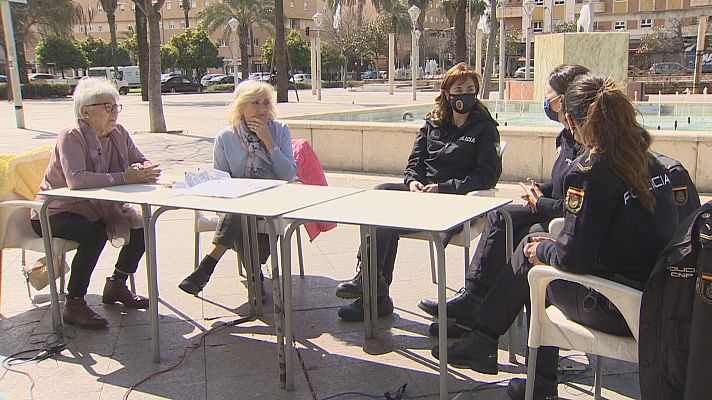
[206,84,235,92]
[0,83,71,100]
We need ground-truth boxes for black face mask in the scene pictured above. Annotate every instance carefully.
[449,93,477,114]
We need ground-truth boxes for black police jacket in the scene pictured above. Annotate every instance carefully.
[536,128,583,219]
[651,151,701,222]
[638,202,712,400]
[536,149,679,285]
[403,109,502,194]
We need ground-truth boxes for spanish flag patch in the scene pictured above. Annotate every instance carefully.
[565,186,584,214]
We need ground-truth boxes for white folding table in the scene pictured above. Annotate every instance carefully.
[282,190,512,399]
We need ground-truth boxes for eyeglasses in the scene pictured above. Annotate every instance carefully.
[87,103,123,113]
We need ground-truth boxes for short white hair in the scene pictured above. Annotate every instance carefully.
[73,78,120,120]
[227,80,277,127]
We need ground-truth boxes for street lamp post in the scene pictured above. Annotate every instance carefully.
[228,17,239,85]
[408,5,421,101]
[523,0,535,81]
[312,11,323,101]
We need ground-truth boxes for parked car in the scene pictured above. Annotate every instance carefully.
[208,75,235,86]
[513,66,535,79]
[649,62,685,75]
[160,75,202,93]
[200,73,223,88]
[0,75,7,83]
[361,70,377,79]
[289,73,312,84]
[29,73,57,81]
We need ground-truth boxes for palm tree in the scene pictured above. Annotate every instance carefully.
[441,0,486,64]
[1,0,81,83]
[371,0,410,62]
[182,0,191,28]
[133,0,167,133]
[199,0,273,88]
[99,0,120,73]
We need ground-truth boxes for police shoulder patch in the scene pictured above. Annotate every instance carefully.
[699,273,712,304]
[566,186,585,214]
[672,185,689,206]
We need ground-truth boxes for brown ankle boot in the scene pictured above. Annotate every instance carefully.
[63,297,108,330]
[102,277,149,309]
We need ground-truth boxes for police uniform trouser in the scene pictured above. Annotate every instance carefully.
[355,182,462,285]
[474,233,633,383]
[465,203,554,298]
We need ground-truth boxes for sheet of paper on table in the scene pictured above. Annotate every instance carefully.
[183,178,285,198]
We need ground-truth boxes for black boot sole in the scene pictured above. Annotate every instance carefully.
[448,356,498,375]
[335,288,362,299]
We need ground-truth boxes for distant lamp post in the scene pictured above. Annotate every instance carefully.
[312,11,324,101]
[228,17,239,86]
[408,4,421,101]
[523,0,535,81]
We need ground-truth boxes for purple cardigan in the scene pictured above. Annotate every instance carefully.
[32,122,149,244]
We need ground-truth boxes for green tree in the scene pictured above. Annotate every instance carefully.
[120,34,138,64]
[35,35,88,77]
[167,28,223,78]
[321,40,346,80]
[199,0,273,87]
[352,15,389,72]
[553,21,577,33]
[160,44,179,71]
[635,23,686,68]
[0,0,81,82]
[80,36,132,67]
[262,29,310,73]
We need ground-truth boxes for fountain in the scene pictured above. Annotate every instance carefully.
[703,87,708,121]
[657,91,662,130]
[504,88,509,126]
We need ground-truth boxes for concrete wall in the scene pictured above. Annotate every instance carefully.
[288,120,712,192]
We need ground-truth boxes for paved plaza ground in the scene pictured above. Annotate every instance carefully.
[0,89,706,400]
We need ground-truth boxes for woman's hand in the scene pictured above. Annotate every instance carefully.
[409,181,425,192]
[519,178,543,212]
[123,163,161,184]
[423,183,439,193]
[246,117,276,151]
[523,236,555,264]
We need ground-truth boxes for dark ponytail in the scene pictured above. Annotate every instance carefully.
[565,75,655,212]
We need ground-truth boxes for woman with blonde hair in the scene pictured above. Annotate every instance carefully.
[335,62,502,321]
[179,80,296,295]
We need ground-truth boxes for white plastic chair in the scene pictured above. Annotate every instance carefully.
[0,200,77,306]
[193,210,305,277]
[525,265,641,400]
[400,141,508,283]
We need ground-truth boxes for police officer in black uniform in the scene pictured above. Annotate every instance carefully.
[419,65,589,336]
[432,74,679,400]
[335,62,502,322]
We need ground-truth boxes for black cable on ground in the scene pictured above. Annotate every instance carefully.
[121,316,253,400]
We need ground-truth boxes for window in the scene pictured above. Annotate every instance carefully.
[640,19,652,28]
[535,0,543,5]
[192,1,197,7]
[290,0,294,7]
[253,38,259,46]
[98,24,103,32]
[204,0,209,5]
[166,1,171,10]
[533,21,543,32]
[217,38,227,47]
[98,3,103,12]
[180,21,186,29]
[614,20,626,30]
[304,1,308,10]
[120,4,125,11]
[169,21,175,29]
[554,0,564,4]
[79,26,85,33]
[290,19,300,29]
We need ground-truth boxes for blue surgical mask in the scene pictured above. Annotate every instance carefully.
[543,96,561,122]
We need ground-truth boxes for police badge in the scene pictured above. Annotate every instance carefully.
[698,273,712,304]
[673,185,689,207]
[431,129,441,140]
[565,186,584,214]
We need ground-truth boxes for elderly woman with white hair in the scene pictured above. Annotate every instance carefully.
[31,78,161,330]
[179,80,296,295]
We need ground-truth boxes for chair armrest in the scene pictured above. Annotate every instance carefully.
[0,200,44,213]
[527,265,642,342]
[547,218,564,236]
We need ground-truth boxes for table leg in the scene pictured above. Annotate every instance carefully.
[428,233,448,400]
[249,216,263,315]
[360,226,372,338]
[501,209,517,364]
[39,199,63,335]
[148,205,173,363]
[240,215,256,315]
[282,220,303,391]
[265,217,286,389]
[368,226,378,335]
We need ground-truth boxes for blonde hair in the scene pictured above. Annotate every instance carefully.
[227,80,277,127]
